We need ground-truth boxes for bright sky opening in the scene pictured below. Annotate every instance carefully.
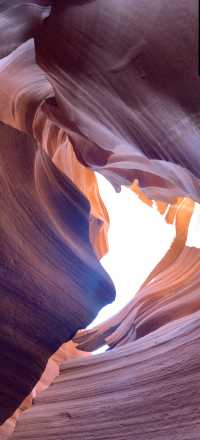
[89,174,200,337]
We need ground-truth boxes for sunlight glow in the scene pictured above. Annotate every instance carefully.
[89,174,176,329]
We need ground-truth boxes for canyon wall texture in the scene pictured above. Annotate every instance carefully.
[0,0,200,438]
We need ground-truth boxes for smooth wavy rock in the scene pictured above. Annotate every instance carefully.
[0,342,89,439]
[0,38,110,258]
[1,0,200,438]
[0,122,115,424]
[34,106,110,258]
[0,1,51,59]
[35,0,200,202]
[75,195,195,351]
[0,39,53,133]
[2,191,194,436]
[13,311,200,440]
[78,245,200,346]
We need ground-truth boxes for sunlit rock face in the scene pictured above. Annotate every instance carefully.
[0,0,200,438]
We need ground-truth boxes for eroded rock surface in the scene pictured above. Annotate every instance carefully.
[0,0,200,438]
